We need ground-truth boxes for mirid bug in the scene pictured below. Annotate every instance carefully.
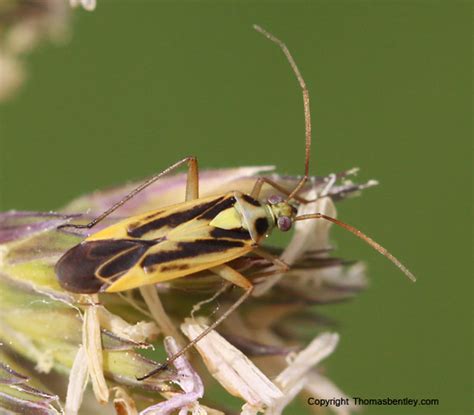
[55,25,415,378]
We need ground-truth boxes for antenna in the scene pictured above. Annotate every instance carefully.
[254,25,312,201]
[295,213,416,282]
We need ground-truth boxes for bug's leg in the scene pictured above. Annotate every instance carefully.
[58,156,199,230]
[210,264,253,289]
[252,247,290,272]
[250,247,291,280]
[250,176,311,204]
[137,265,253,380]
[184,156,199,201]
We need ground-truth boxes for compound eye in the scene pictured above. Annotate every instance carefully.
[277,216,292,232]
[268,195,283,205]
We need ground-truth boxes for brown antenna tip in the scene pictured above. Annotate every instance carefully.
[295,213,416,282]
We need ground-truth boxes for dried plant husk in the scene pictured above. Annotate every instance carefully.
[0,349,62,415]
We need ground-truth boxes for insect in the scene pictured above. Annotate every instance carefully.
[55,25,415,378]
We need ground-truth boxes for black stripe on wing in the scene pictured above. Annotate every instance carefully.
[126,195,241,239]
[127,196,227,238]
[141,238,246,272]
[209,227,252,240]
[55,239,155,293]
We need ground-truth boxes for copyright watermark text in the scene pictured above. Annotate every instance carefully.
[307,396,439,408]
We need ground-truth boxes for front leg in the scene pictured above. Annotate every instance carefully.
[252,247,290,272]
[250,176,312,204]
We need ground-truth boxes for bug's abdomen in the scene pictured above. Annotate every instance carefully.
[55,239,153,293]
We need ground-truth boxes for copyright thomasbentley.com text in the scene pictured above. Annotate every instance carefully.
[307,397,440,408]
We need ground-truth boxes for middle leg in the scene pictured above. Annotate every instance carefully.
[138,265,253,380]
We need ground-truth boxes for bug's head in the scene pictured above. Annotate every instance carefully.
[267,195,298,232]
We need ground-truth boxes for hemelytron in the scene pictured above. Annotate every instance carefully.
[55,25,415,378]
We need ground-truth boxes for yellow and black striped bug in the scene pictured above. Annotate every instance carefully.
[55,26,415,378]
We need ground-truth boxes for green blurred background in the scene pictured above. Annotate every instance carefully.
[0,1,471,414]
